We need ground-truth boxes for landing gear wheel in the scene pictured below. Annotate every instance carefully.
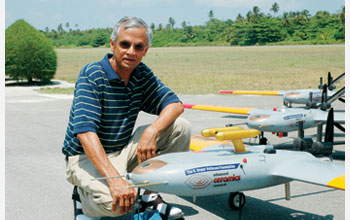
[228,192,246,210]
[259,132,268,145]
[284,101,292,108]
[259,137,268,145]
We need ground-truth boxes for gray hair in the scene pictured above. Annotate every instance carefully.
[111,16,153,46]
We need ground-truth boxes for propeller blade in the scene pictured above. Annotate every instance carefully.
[328,72,345,91]
[324,108,334,143]
[333,72,345,83]
[318,84,331,110]
[327,72,333,87]
[318,77,323,89]
[322,84,328,103]
[334,122,345,132]
[326,86,345,104]
[309,92,313,102]
[306,92,314,109]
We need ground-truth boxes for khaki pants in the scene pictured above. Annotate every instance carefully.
[66,117,191,217]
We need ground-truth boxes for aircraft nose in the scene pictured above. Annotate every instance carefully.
[285,92,300,97]
[132,159,168,175]
[249,114,270,121]
[247,114,273,130]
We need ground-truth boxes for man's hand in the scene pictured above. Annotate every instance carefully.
[78,132,137,214]
[136,103,184,164]
[137,126,157,163]
[109,178,137,214]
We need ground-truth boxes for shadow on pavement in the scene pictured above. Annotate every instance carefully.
[179,192,336,220]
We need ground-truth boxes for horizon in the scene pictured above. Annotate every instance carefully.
[5,0,345,31]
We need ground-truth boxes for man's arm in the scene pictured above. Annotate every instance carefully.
[137,102,184,163]
[77,132,136,214]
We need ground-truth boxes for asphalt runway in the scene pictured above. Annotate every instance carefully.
[5,83,345,220]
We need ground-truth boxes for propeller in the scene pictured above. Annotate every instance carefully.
[319,84,331,111]
[328,72,345,91]
[308,84,331,110]
[318,76,323,90]
[292,108,334,157]
[324,108,334,143]
[318,72,345,90]
[310,108,334,156]
[306,91,317,109]
[327,72,335,91]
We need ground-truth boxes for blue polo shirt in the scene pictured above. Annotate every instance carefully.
[62,53,181,156]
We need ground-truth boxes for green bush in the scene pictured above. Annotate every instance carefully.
[6,19,57,83]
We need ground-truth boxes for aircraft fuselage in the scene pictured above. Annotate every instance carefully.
[130,147,300,196]
[246,108,328,133]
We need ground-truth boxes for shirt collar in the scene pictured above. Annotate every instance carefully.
[100,53,141,81]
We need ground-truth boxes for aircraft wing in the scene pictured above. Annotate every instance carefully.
[271,154,345,190]
[190,134,231,151]
[313,110,345,124]
[219,90,283,96]
[183,104,254,115]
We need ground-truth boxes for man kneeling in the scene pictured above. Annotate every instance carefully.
[62,16,191,220]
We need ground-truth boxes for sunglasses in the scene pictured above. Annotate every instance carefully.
[119,41,146,52]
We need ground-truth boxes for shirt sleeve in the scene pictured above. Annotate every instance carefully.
[72,65,102,135]
[140,65,181,115]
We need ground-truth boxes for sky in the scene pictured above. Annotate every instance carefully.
[5,0,345,31]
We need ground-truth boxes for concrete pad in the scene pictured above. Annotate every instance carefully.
[5,85,345,220]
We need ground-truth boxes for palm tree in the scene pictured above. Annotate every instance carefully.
[251,6,264,21]
[282,12,290,26]
[270,2,279,16]
[208,10,214,21]
[57,23,64,34]
[301,10,310,23]
[253,6,261,17]
[246,11,253,22]
[236,13,244,23]
[339,6,345,25]
[168,17,176,29]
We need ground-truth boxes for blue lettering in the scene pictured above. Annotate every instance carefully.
[185,163,240,176]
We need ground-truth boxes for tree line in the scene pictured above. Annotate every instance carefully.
[41,3,345,48]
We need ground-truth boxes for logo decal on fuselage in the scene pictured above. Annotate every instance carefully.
[213,173,241,187]
[283,114,303,121]
[214,174,241,183]
[185,163,240,176]
[185,174,212,190]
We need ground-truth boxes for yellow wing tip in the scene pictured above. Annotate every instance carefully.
[327,175,345,190]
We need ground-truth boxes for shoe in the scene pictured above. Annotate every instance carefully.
[139,193,184,220]
[72,186,101,220]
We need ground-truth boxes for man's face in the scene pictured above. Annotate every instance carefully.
[110,25,149,74]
